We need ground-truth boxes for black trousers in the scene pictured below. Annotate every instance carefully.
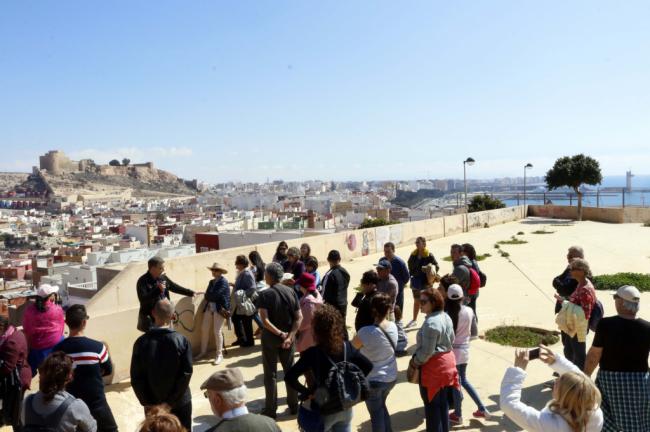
[232,313,254,346]
[89,399,118,432]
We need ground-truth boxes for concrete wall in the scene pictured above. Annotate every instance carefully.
[85,206,526,382]
[528,205,624,223]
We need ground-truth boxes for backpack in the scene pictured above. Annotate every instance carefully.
[465,266,481,295]
[314,343,369,415]
[478,270,487,287]
[589,299,604,333]
[23,394,74,432]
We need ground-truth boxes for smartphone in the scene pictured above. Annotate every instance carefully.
[528,347,541,360]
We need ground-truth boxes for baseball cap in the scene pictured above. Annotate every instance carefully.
[615,285,641,303]
[201,367,245,392]
[375,259,392,270]
[297,272,317,291]
[447,284,464,300]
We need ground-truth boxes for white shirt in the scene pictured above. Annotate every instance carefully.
[500,355,604,432]
[222,405,249,419]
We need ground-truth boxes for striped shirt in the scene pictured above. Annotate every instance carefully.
[54,336,112,406]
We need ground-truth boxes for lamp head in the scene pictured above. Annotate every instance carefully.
[464,157,475,166]
[525,163,533,169]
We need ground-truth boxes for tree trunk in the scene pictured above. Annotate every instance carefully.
[576,188,583,221]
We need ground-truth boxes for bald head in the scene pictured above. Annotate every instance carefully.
[153,299,174,326]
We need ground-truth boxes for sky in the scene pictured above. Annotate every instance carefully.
[2,1,650,183]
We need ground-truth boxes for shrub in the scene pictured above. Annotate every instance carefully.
[494,244,500,249]
[532,229,555,234]
[468,194,506,213]
[358,218,398,229]
[485,326,560,348]
[592,273,650,292]
[499,250,510,258]
[517,231,524,235]
[442,253,490,262]
[644,221,650,227]
[498,236,528,245]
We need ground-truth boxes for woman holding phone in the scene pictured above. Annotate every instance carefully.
[500,345,603,432]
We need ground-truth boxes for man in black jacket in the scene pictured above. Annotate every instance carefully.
[321,250,350,321]
[136,256,195,332]
[131,299,193,430]
[352,270,379,331]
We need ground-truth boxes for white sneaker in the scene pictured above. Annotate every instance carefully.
[405,319,417,329]
[212,355,224,365]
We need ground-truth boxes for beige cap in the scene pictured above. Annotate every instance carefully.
[200,367,244,392]
[616,285,641,303]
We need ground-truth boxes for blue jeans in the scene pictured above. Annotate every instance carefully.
[452,363,486,417]
[322,408,352,432]
[419,384,449,432]
[365,380,396,432]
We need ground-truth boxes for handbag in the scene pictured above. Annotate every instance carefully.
[234,290,256,316]
[297,400,324,432]
[406,358,420,384]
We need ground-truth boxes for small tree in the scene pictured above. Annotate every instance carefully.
[122,158,131,166]
[545,154,602,221]
[468,194,506,213]
[109,159,121,166]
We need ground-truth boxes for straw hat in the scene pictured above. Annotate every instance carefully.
[207,263,228,274]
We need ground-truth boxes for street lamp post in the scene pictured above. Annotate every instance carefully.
[463,157,475,209]
[524,163,533,205]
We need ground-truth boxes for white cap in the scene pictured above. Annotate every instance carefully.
[37,283,59,298]
[447,284,464,300]
[616,285,641,303]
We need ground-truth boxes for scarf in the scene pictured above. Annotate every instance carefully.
[411,247,430,257]
[0,325,16,349]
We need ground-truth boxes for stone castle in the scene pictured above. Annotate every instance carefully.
[38,150,155,176]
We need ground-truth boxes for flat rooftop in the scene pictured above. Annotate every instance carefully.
[20,218,650,432]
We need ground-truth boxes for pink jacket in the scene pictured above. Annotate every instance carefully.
[22,301,65,350]
[296,291,323,353]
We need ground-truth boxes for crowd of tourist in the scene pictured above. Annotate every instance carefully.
[1,238,649,432]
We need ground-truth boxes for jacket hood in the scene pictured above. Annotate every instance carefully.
[454,256,472,267]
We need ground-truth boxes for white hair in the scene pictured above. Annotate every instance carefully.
[568,246,584,259]
[218,385,247,407]
[622,300,640,314]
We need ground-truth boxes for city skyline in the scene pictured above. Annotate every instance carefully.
[2,1,650,182]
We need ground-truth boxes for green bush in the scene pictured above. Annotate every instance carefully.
[592,273,650,292]
[643,221,650,227]
[442,253,490,262]
[498,236,528,245]
[532,229,555,234]
[517,231,525,235]
[468,194,506,213]
[485,326,560,348]
[358,218,398,229]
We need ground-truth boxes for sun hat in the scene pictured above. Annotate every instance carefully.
[207,262,228,273]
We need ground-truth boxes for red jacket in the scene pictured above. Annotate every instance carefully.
[0,327,32,390]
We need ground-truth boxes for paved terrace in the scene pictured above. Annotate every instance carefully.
[7,215,650,431]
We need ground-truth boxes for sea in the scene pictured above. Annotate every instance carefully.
[502,175,650,208]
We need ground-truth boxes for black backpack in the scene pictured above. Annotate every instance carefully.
[23,394,74,432]
[478,270,487,287]
[589,299,604,333]
[314,343,369,415]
